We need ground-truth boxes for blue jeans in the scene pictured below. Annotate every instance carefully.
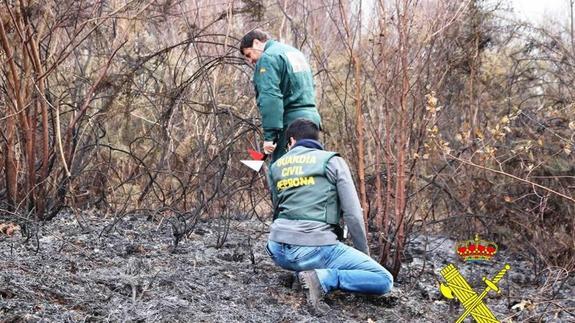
[266,240,393,295]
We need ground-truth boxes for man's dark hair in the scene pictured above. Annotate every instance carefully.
[239,29,270,53]
[286,118,320,141]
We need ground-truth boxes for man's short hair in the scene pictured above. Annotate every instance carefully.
[286,118,320,141]
[239,29,270,53]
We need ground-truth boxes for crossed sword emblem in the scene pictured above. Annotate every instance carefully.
[439,263,511,323]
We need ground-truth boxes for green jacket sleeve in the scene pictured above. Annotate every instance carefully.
[253,55,284,141]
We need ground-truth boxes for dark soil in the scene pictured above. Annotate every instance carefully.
[1,211,573,322]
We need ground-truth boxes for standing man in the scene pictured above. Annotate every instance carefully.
[266,118,393,312]
[240,29,321,162]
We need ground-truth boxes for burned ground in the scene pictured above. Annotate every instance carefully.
[1,211,573,322]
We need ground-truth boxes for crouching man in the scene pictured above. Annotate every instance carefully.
[266,118,393,311]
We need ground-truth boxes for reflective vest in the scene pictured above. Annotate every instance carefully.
[270,146,340,224]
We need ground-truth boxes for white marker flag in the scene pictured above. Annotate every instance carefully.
[240,160,265,172]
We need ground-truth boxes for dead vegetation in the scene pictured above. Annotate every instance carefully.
[0,1,574,318]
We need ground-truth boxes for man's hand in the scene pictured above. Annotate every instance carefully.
[263,141,277,154]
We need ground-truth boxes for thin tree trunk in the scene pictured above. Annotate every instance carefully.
[381,100,394,266]
[375,0,394,269]
[391,0,410,277]
[338,0,369,230]
[375,113,384,252]
[353,53,368,228]
[0,15,22,209]
[30,31,51,216]
[3,115,18,209]
[21,34,36,212]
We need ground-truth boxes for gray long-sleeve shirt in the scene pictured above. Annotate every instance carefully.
[269,156,369,255]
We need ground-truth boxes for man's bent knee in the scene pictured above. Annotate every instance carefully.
[377,270,394,294]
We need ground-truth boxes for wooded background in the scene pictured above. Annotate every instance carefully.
[1,0,574,276]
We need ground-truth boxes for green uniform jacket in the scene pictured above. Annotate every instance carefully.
[253,40,321,160]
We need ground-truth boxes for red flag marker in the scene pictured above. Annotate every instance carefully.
[248,149,265,161]
[241,148,267,172]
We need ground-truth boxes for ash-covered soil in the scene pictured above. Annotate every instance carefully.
[1,211,573,322]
